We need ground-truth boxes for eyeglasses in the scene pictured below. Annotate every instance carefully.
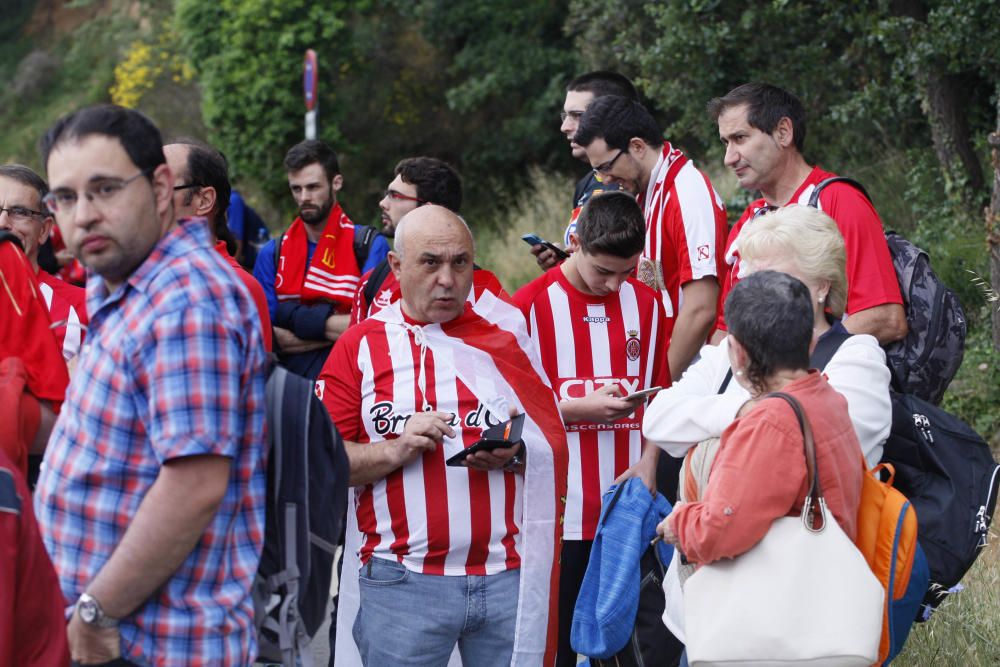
[592,149,625,176]
[43,169,152,217]
[384,189,425,205]
[173,183,201,192]
[560,110,585,123]
[0,205,46,224]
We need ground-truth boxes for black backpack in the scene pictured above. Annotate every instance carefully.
[253,365,350,667]
[273,223,380,272]
[883,392,1000,618]
[807,177,967,404]
[812,333,999,619]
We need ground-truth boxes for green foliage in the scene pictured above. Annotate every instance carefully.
[175,0,348,209]
[942,311,1000,447]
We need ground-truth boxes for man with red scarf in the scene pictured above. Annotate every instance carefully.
[253,140,389,378]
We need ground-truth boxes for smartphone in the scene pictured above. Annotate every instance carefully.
[521,233,570,260]
[446,413,525,467]
[622,386,663,402]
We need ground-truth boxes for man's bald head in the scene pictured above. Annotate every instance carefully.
[394,204,474,260]
[390,204,475,323]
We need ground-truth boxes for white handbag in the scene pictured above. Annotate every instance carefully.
[683,392,884,667]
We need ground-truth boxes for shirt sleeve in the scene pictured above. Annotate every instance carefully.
[318,333,364,442]
[228,192,245,240]
[670,405,807,564]
[362,234,391,274]
[252,238,278,320]
[824,335,891,467]
[141,307,248,462]
[642,338,749,458]
[669,168,727,284]
[820,185,902,313]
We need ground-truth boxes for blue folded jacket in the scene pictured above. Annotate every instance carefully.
[570,478,674,659]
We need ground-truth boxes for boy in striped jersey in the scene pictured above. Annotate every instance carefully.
[513,191,673,666]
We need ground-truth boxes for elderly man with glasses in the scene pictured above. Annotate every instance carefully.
[574,96,729,383]
[34,104,268,667]
[0,164,88,368]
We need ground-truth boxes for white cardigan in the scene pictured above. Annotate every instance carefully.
[643,334,891,468]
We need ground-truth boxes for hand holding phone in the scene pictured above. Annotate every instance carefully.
[446,413,526,467]
[522,233,570,260]
[622,386,663,402]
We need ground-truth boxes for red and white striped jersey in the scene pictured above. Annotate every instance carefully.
[513,268,672,540]
[636,142,728,318]
[37,271,87,364]
[320,307,531,576]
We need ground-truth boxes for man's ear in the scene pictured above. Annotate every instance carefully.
[330,174,344,194]
[567,232,581,253]
[151,163,174,217]
[39,216,54,245]
[629,137,645,157]
[194,186,217,218]
[773,116,795,149]
[387,250,402,277]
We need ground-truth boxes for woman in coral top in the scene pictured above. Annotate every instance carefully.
[657,269,863,563]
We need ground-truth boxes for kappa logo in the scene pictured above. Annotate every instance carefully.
[583,315,611,324]
[625,329,641,361]
[697,244,710,261]
[374,288,394,308]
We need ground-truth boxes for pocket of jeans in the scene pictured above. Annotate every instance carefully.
[358,557,409,586]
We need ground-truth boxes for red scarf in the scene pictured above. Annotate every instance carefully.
[275,202,360,308]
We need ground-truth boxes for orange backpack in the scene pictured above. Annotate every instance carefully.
[854,458,926,665]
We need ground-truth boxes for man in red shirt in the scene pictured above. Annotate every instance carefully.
[0,164,88,365]
[164,140,273,352]
[319,205,567,666]
[708,83,907,344]
[513,191,673,666]
[574,97,729,379]
[351,157,473,324]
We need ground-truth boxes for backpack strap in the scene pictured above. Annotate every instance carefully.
[807,176,872,208]
[810,331,852,371]
[353,224,378,270]
[272,231,284,268]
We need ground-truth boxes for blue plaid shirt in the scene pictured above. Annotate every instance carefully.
[36,218,268,666]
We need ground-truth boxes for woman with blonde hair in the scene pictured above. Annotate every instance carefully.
[644,204,890,468]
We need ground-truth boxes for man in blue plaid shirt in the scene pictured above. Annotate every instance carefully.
[34,105,268,667]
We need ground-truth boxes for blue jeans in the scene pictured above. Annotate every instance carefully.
[353,557,520,666]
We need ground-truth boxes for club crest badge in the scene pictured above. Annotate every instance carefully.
[625,329,641,361]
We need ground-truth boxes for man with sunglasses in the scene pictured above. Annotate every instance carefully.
[253,140,390,379]
[533,71,639,271]
[34,104,268,667]
[574,96,729,382]
[349,157,504,325]
[0,164,88,368]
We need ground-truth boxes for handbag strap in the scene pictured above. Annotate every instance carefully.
[765,391,828,532]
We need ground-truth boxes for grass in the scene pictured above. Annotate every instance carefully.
[474,166,576,294]
[895,530,1000,665]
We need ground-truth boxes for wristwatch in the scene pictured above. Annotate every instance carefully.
[76,592,119,628]
[503,443,526,471]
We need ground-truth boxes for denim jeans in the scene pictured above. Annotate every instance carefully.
[353,557,520,666]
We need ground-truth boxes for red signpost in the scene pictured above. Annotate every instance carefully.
[303,49,318,139]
